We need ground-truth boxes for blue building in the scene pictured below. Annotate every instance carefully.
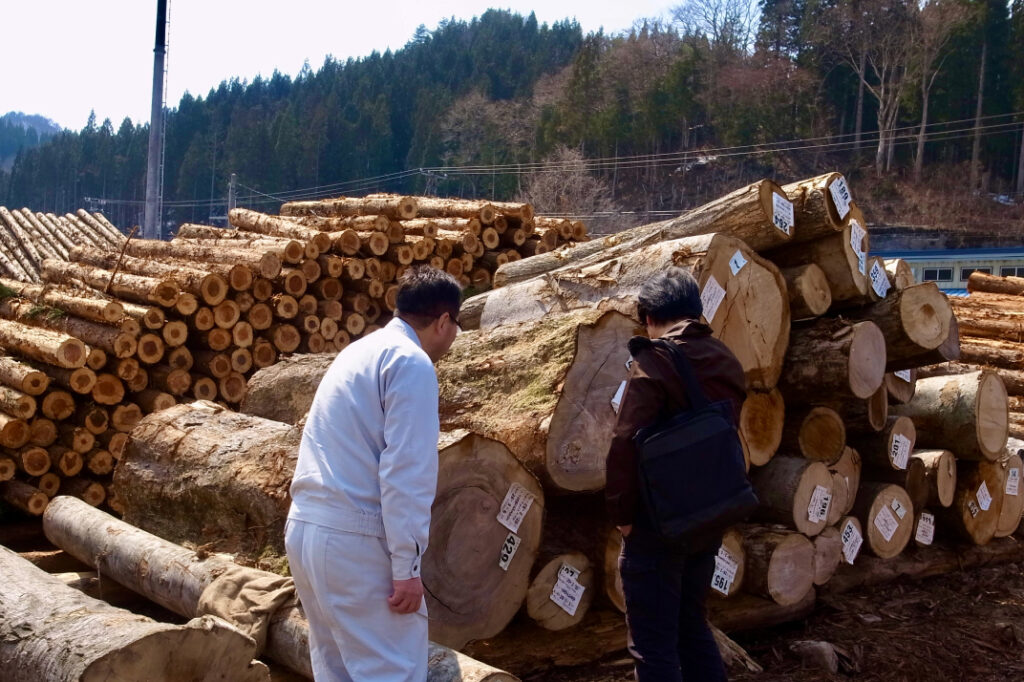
[872,247,1024,296]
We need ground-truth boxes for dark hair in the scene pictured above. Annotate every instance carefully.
[395,266,462,327]
[636,267,702,324]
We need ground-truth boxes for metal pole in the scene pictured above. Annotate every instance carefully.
[143,0,168,239]
[228,173,237,213]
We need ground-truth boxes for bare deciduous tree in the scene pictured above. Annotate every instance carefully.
[519,146,618,230]
[671,0,760,57]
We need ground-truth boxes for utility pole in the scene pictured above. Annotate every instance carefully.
[228,173,237,213]
[143,0,169,239]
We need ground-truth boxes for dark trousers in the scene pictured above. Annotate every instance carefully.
[619,532,727,682]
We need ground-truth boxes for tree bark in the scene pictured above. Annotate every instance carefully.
[40,259,180,308]
[0,318,88,369]
[228,208,333,252]
[891,370,1008,462]
[885,369,917,405]
[0,298,136,359]
[779,172,852,241]
[0,355,50,395]
[120,239,282,280]
[241,353,334,424]
[0,278,124,324]
[281,195,418,220]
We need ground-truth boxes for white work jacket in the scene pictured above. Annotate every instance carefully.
[289,317,440,580]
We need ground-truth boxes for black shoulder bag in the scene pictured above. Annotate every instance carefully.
[633,339,759,542]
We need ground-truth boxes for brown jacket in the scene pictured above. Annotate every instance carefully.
[604,319,747,528]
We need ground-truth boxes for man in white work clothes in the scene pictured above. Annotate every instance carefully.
[286,266,462,681]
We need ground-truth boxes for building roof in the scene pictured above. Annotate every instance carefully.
[873,247,1024,261]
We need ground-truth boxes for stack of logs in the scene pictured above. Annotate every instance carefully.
[0,194,586,523]
[0,207,125,282]
[95,172,1020,677]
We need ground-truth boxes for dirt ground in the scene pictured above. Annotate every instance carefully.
[527,560,1024,682]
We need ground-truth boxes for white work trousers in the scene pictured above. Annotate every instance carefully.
[285,519,428,682]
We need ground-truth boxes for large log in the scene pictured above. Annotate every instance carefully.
[438,309,637,493]
[891,370,1008,462]
[940,459,1006,545]
[0,545,269,682]
[844,283,952,371]
[42,497,518,682]
[779,318,886,401]
[750,456,834,536]
[425,431,544,649]
[466,233,790,390]
[114,401,302,559]
[239,355,331,423]
[994,452,1023,538]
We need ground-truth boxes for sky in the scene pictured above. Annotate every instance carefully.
[0,1,675,130]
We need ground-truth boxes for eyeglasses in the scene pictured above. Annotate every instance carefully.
[448,311,462,330]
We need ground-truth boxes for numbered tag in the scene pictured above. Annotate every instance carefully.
[729,250,748,275]
[829,177,852,219]
[891,498,908,520]
[895,369,912,382]
[849,220,867,275]
[772,194,794,235]
[968,500,981,518]
[977,481,992,511]
[841,519,862,564]
[550,565,586,616]
[916,513,935,545]
[1007,468,1020,497]
[873,505,899,543]
[498,532,521,571]
[610,380,627,414]
[700,275,726,324]
[870,260,890,298]
[807,485,831,523]
[891,434,911,470]
[496,483,536,533]
[711,548,739,596]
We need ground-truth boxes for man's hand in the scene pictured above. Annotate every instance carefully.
[618,524,633,538]
[388,577,424,614]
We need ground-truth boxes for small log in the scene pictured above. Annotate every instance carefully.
[40,259,180,308]
[873,448,957,511]
[524,552,594,631]
[845,283,953,371]
[0,479,48,514]
[12,446,50,476]
[0,355,50,395]
[940,459,1005,545]
[750,456,833,536]
[778,406,846,464]
[62,477,107,506]
[0,278,123,323]
[851,482,914,558]
[121,239,282,279]
[781,263,831,319]
[883,258,916,290]
[281,195,418,220]
[29,417,57,447]
[994,453,1023,537]
[848,415,917,472]
[779,318,886,401]
[812,526,843,586]
[0,297,137,359]
[766,218,868,304]
[780,172,852,240]
[0,318,88,368]
[885,369,917,404]
[891,370,1008,462]
[738,526,815,606]
[739,388,784,466]
[967,271,1024,296]
[836,450,867,520]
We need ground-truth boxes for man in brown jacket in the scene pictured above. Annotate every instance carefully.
[606,266,746,682]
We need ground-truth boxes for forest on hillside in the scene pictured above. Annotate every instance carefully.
[1,0,1022,234]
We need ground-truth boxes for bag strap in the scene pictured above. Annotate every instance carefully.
[653,338,711,410]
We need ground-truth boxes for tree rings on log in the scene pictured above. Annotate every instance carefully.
[739,526,814,606]
[750,456,833,537]
[740,389,784,467]
[851,483,914,558]
[525,551,594,631]
[425,430,544,649]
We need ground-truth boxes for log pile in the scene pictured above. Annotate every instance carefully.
[0,207,125,282]
[6,177,1021,679]
[0,194,585,524]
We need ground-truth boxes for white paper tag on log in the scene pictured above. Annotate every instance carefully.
[771,193,794,235]
[850,220,867,274]
[891,498,908,520]
[829,177,852,219]
[807,485,831,523]
[895,369,912,382]
[610,380,627,414]
[873,505,899,543]
[729,250,748,275]
[841,519,862,564]
[916,512,935,546]
[891,434,911,470]
[550,565,586,616]
[869,260,890,298]
[711,549,738,596]
[977,481,992,511]
[1006,467,1020,497]
[498,532,521,571]
[496,482,535,533]
[700,275,726,324]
